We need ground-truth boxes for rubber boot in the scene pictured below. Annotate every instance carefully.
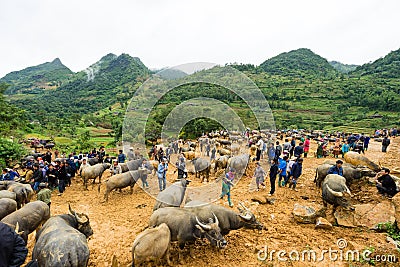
[228,195,233,207]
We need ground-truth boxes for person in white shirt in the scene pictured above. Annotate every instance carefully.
[256,137,264,161]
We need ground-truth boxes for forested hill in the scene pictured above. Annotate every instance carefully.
[2,47,400,141]
[329,61,358,74]
[11,53,150,121]
[0,58,73,94]
[259,48,338,78]
[351,48,400,78]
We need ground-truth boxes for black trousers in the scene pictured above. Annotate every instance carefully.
[256,149,262,161]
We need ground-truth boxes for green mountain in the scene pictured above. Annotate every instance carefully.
[4,47,400,146]
[1,58,73,94]
[259,48,338,78]
[351,48,400,78]
[329,61,358,74]
[12,53,150,121]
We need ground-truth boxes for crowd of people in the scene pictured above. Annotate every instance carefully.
[0,146,125,197]
[248,129,398,200]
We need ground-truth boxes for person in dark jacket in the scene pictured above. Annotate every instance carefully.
[65,162,73,187]
[98,146,106,163]
[268,159,279,196]
[293,143,304,158]
[31,164,44,191]
[57,162,67,196]
[375,168,398,197]
[382,136,390,152]
[0,222,28,267]
[288,158,303,191]
[46,164,58,190]
[117,150,126,163]
[327,160,344,176]
[289,137,296,158]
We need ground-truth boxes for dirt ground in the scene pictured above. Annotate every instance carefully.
[25,138,400,267]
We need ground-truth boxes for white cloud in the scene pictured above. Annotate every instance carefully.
[0,0,399,77]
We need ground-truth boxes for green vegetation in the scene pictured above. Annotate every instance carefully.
[352,48,400,78]
[0,58,73,94]
[329,61,358,73]
[259,48,337,78]
[0,83,27,137]
[0,83,27,169]
[377,222,400,241]
[1,48,400,150]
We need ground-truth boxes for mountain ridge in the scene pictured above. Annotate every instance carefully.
[259,48,338,78]
[1,58,73,94]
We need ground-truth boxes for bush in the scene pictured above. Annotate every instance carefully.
[0,138,27,169]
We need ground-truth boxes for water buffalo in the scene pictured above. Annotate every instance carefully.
[218,139,231,146]
[191,158,211,182]
[0,198,17,220]
[344,151,380,172]
[214,155,229,172]
[322,174,352,212]
[0,190,16,200]
[149,207,227,249]
[81,163,111,191]
[44,143,55,149]
[217,148,231,156]
[120,159,145,173]
[230,144,241,155]
[88,157,100,166]
[181,147,192,153]
[1,200,50,243]
[153,178,191,211]
[103,168,151,202]
[182,151,196,160]
[227,154,250,176]
[132,223,171,267]
[31,204,93,267]
[185,201,264,235]
[314,163,375,187]
[1,181,32,209]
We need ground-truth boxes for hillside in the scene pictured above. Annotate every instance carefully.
[329,61,358,73]
[259,48,338,78]
[351,48,400,78]
[11,53,150,122]
[3,47,400,146]
[0,58,73,94]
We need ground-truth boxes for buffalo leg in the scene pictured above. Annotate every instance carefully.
[104,191,109,202]
[98,174,102,193]
[165,246,172,266]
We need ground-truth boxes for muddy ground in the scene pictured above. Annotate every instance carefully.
[25,138,400,267]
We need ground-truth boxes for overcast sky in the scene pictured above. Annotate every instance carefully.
[1,0,400,77]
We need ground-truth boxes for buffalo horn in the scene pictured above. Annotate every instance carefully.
[195,216,211,230]
[212,212,219,226]
[239,213,252,221]
[326,184,343,197]
[344,185,352,197]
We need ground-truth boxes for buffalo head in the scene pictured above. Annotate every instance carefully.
[69,204,94,238]
[195,213,227,248]
[237,202,264,230]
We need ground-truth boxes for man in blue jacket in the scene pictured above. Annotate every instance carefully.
[327,160,344,176]
[278,156,288,187]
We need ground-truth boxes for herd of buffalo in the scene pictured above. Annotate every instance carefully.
[0,129,393,266]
